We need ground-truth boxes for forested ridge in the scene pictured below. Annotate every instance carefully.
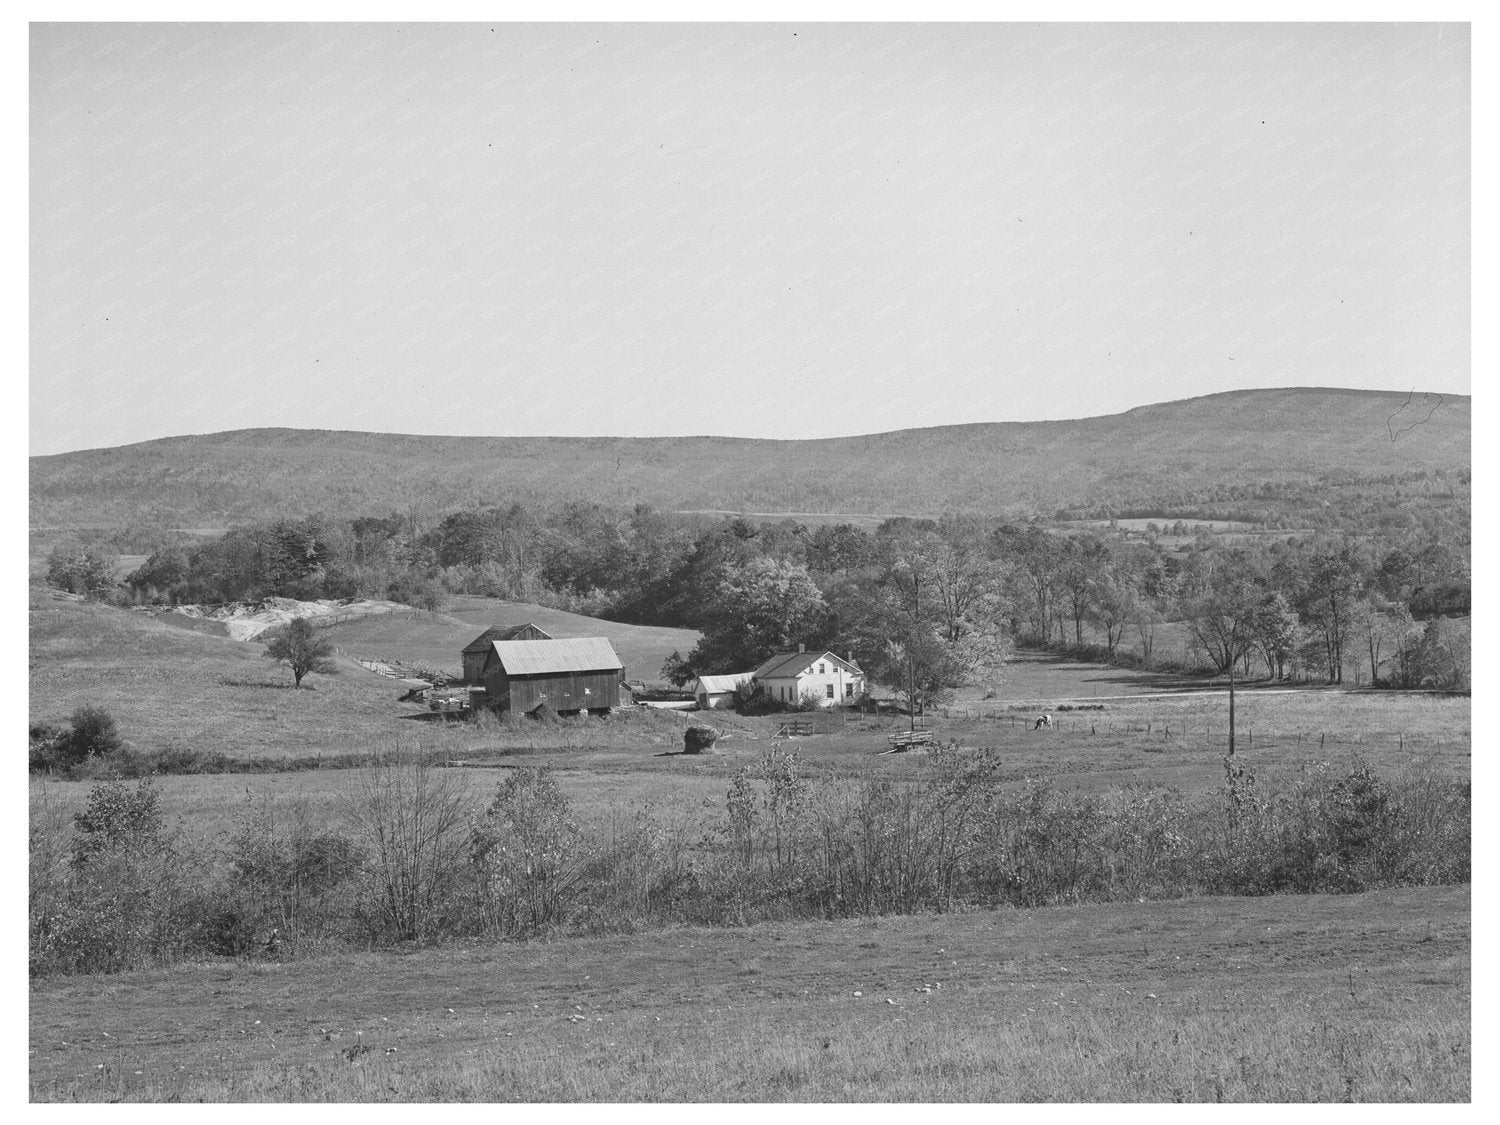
[31,388,1468,530]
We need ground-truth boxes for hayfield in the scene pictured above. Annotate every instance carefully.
[28,886,1469,1102]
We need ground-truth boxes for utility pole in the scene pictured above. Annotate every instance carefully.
[1228,651,1236,757]
[908,646,917,734]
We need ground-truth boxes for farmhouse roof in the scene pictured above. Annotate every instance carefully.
[463,623,552,652]
[753,650,862,680]
[488,637,623,675]
[692,673,753,694]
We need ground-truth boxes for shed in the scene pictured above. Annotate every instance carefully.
[689,672,753,710]
[479,637,624,715]
[753,648,865,708]
[461,623,553,684]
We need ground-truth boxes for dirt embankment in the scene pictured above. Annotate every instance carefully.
[143,597,410,641]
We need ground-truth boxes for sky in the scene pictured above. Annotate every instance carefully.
[28,20,1471,455]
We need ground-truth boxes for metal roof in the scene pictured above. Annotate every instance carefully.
[489,637,623,675]
[463,624,553,652]
[692,673,753,694]
[753,650,863,679]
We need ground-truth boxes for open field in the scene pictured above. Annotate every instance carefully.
[29,679,1469,862]
[28,886,1469,1102]
[30,588,427,760]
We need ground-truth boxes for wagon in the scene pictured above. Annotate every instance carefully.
[886,729,934,750]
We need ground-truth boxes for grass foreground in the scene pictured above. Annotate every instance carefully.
[29,885,1468,1102]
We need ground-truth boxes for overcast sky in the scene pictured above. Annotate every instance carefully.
[28,21,1470,455]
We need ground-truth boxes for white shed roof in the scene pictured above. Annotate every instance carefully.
[692,673,753,694]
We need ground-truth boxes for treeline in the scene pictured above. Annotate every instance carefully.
[45,497,1471,696]
[29,748,1470,976]
[1060,466,1469,533]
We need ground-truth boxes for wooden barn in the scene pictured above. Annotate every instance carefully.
[479,637,624,715]
[461,623,552,685]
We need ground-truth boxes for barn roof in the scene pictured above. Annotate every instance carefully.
[489,637,623,675]
[753,650,863,679]
[463,623,552,653]
[692,673,753,694]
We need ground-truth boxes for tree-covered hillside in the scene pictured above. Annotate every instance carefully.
[30,388,1469,532]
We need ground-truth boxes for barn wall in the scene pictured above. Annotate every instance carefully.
[463,651,488,685]
[487,669,621,712]
[463,625,552,683]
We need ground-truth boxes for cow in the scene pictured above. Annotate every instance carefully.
[1033,714,1053,731]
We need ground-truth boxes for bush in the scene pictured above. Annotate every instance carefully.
[29,722,72,773]
[470,768,596,937]
[68,705,122,759]
[29,708,123,774]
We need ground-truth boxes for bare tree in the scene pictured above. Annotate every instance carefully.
[342,745,470,941]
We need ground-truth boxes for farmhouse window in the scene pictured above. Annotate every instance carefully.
[825,684,834,699]
[818,663,825,673]
[844,683,854,698]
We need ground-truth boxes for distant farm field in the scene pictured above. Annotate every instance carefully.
[28,886,1469,1102]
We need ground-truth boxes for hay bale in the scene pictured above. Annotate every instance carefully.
[683,724,720,754]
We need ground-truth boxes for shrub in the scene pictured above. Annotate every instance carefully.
[68,705,122,760]
[470,767,596,937]
[341,747,470,942]
[28,722,72,773]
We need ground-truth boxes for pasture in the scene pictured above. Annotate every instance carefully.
[28,886,1469,1102]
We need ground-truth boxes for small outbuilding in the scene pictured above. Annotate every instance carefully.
[753,647,865,708]
[461,623,553,685]
[689,672,753,710]
[479,636,624,715]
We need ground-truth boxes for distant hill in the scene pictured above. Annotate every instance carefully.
[29,388,1469,529]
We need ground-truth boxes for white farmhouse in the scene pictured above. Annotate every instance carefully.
[689,672,754,710]
[752,647,865,708]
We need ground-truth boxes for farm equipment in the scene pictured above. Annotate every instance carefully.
[885,728,934,752]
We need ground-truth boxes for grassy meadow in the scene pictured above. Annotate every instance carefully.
[28,886,1469,1101]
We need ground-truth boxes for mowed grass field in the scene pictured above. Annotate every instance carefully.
[28,886,1469,1102]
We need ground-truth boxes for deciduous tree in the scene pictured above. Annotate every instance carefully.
[264,617,337,688]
